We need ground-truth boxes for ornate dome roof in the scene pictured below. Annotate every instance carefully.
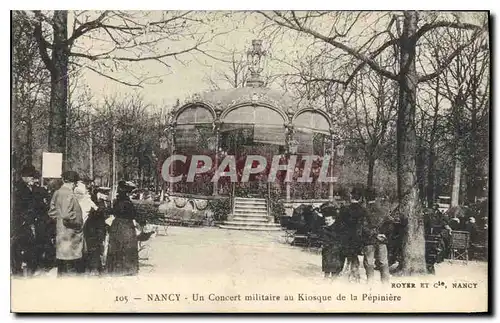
[174,39,304,119]
[182,86,299,114]
[171,39,331,133]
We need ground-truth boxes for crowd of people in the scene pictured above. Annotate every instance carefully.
[290,187,488,283]
[313,188,392,283]
[11,165,145,278]
[12,163,487,281]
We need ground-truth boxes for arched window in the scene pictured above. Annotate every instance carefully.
[291,110,332,200]
[175,105,215,154]
[293,111,330,132]
[173,105,216,196]
[222,106,286,146]
[292,110,330,155]
[176,105,214,124]
[223,105,284,125]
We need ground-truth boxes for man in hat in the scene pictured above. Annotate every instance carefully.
[11,165,37,275]
[31,170,54,272]
[338,186,367,282]
[48,171,84,276]
[361,188,390,283]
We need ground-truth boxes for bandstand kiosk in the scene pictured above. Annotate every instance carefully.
[160,40,343,230]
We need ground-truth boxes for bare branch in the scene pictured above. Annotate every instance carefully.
[259,11,398,82]
[418,31,482,83]
[75,62,144,87]
[415,20,484,42]
[67,10,110,45]
[32,11,54,73]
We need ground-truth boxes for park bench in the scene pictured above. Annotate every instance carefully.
[425,234,442,273]
[279,216,296,244]
[133,202,168,236]
[291,231,309,247]
[450,230,470,263]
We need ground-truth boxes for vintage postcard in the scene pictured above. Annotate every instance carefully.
[11,10,490,313]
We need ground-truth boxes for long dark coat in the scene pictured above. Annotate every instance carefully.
[320,221,344,274]
[106,193,138,276]
[11,180,36,274]
[338,203,366,256]
[361,202,391,246]
[32,185,56,269]
[83,204,107,274]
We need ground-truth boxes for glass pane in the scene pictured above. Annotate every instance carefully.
[224,106,254,123]
[254,106,285,125]
[176,106,214,124]
[254,125,286,145]
[224,106,285,125]
[294,111,330,132]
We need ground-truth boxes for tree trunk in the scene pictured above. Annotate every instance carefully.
[26,115,33,166]
[48,10,69,170]
[416,134,426,203]
[366,156,375,191]
[108,127,114,187]
[427,77,440,208]
[397,11,426,275]
[465,86,480,204]
[12,40,19,178]
[427,146,436,207]
[89,114,94,180]
[451,157,461,207]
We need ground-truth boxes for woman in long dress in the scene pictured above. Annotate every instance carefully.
[106,181,139,276]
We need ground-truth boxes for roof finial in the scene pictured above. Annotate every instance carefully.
[246,39,266,88]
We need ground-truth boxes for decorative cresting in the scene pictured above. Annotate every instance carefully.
[246,39,267,88]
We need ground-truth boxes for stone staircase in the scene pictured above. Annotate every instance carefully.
[219,197,281,231]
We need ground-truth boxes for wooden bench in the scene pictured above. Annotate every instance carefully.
[450,230,470,263]
[292,232,309,247]
[279,216,296,244]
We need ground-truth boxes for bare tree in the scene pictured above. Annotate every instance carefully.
[12,11,51,169]
[203,49,248,89]
[340,67,397,191]
[29,10,230,169]
[415,74,447,208]
[259,10,486,274]
[435,29,489,205]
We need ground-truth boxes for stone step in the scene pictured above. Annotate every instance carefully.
[232,217,269,223]
[233,200,267,206]
[233,209,268,214]
[223,220,279,227]
[223,220,279,228]
[234,197,266,202]
[233,211,269,217]
[230,214,269,220]
[234,208,267,213]
[218,225,282,232]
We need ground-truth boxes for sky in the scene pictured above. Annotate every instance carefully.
[74,12,275,112]
[70,11,487,115]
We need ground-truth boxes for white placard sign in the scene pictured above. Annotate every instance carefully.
[42,152,63,178]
